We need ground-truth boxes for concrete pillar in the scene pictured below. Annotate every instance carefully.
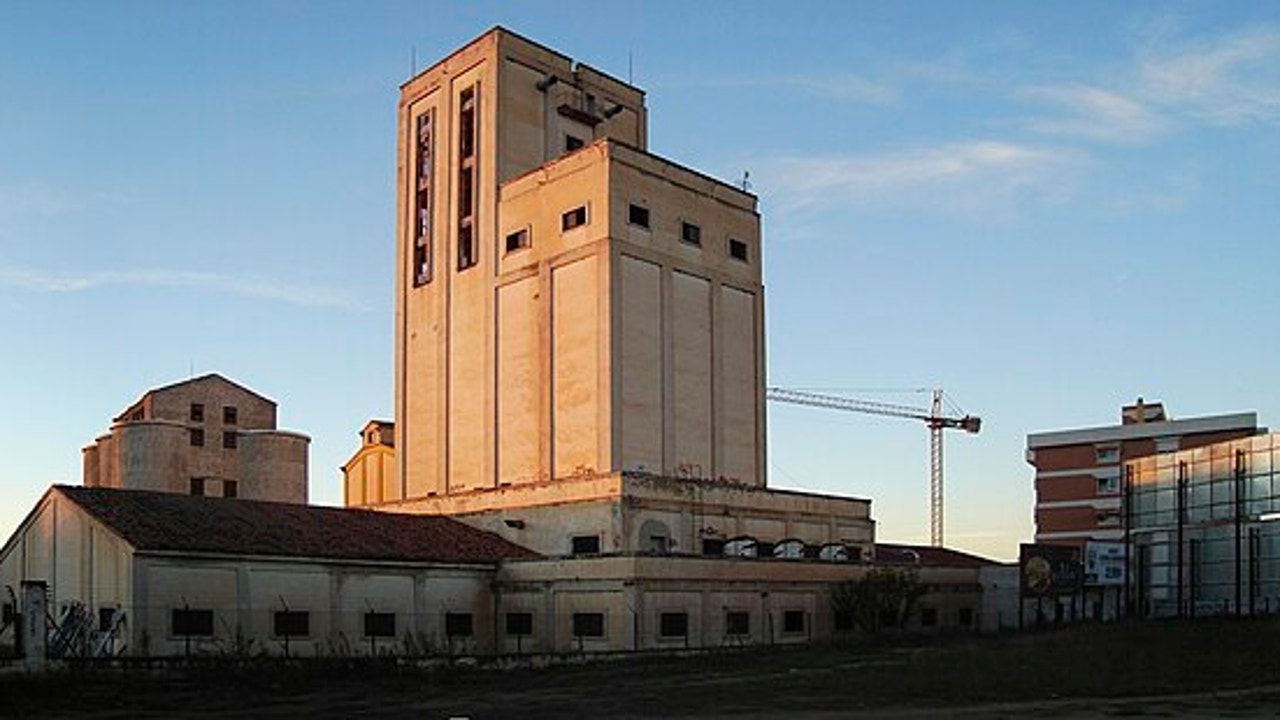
[20,581,48,671]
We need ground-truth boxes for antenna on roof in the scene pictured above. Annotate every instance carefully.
[740,170,752,193]
[628,51,633,85]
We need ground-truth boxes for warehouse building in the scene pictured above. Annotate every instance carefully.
[1,28,1004,661]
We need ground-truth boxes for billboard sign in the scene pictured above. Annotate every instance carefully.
[1019,543,1083,597]
[1084,541,1126,586]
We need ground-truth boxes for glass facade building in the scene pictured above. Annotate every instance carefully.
[1126,432,1280,617]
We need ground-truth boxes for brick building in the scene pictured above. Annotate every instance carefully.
[1026,399,1259,546]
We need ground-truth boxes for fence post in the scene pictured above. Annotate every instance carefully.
[20,581,47,672]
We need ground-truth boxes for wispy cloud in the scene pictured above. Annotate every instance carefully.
[1023,83,1167,143]
[757,140,1084,216]
[0,267,368,311]
[1136,26,1280,126]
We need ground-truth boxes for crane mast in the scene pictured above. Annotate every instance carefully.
[766,386,980,548]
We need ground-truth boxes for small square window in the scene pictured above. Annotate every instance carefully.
[274,610,310,637]
[628,204,650,229]
[659,612,688,638]
[725,610,750,636]
[364,612,396,638]
[505,612,533,636]
[505,228,531,253]
[171,608,214,637]
[223,480,238,499]
[680,222,701,246]
[702,538,726,556]
[1095,445,1120,464]
[571,535,601,555]
[958,607,974,626]
[190,403,204,422]
[190,428,205,447]
[782,610,805,635]
[920,607,938,627]
[572,612,605,638]
[562,206,588,232]
[223,432,237,449]
[565,134,584,152]
[223,406,237,425]
[190,478,205,496]
[445,612,474,638]
[729,238,748,262]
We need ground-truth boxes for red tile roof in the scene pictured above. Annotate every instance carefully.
[57,485,538,565]
[874,543,999,568]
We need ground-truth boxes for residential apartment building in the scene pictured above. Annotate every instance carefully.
[81,374,309,503]
[1026,399,1258,546]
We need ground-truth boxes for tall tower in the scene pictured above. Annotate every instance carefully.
[393,28,766,503]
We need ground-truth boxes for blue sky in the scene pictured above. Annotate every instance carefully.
[3,1,1279,560]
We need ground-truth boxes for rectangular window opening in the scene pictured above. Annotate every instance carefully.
[702,538,726,556]
[725,610,750,636]
[171,608,214,637]
[562,205,588,232]
[223,432,237,450]
[190,428,204,447]
[273,610,310,638]
[413,110,434,286]
[571,535,601,556]
[364,612,396,638]
[729,238,749,262]
[190,403,204,422]
[958,607,974,627]
[572,612,605,638]
[223,480,238,499]
[680,221,701,246]
[445,612,474,638]
[223,406,237,425]
[505,612,533,636]
[628,203,650,229]
[190,478,205,497]
[782,610,805,635]
[456,84,479,272]
[505,228,531,254]
[659,612,688,638]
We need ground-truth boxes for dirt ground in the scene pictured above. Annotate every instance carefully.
[4,619,1279,719]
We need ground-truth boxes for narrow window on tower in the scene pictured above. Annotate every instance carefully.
[413,110,434,287]
[457,85,479,271]
[505,227,531,254]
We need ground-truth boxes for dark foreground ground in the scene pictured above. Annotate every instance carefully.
[4,619,1280,719]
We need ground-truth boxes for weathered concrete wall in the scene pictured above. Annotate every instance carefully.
[132,555,495,657]
[0,491,134,653]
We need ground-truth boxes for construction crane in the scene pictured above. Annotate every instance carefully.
[766,387,981,548]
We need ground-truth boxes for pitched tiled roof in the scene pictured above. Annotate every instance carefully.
[874,543,999,568]
[58,485,538,565]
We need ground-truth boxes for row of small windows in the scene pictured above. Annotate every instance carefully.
[567,533,862,561]
[189,428,238,449]
[189,478,237,498]
[167,608,815,641]
[189,404,237,424]
[629,203,750,262]
[170,609,476,640]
